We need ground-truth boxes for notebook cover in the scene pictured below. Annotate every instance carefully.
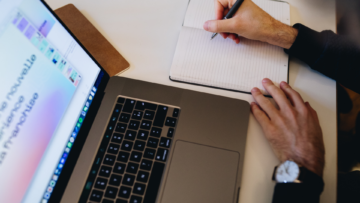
[55,4,129,77]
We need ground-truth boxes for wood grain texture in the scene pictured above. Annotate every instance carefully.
[55,4,129,76]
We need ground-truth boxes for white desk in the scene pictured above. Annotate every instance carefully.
[45,0,337,202]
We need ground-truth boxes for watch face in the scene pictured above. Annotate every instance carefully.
[275,160,300,183]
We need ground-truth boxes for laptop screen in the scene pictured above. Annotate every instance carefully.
[0,0,104,202]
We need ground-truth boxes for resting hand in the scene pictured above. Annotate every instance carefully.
[251,79,325,177]
[203,0,298,49]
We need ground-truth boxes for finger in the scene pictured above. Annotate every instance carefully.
[251,87,279,118]
[228,34,240,43]
[305,102,319,122]
[215,0,226,20]
[229,34,236,40]
[280,82,306,109]
[204,19,235,33]
[262,78,292,110]
[251,102,271,127]
[221,33,229,39]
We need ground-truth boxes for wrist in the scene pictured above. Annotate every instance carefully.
[265,20,298,49]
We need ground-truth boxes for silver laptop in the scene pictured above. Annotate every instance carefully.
[0,0,250,203]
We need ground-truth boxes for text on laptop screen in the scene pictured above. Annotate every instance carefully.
[0,0,103,202]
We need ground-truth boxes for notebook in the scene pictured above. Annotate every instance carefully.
[169,0,290,94]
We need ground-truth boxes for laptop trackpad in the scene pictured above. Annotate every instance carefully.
[161,141,239,203]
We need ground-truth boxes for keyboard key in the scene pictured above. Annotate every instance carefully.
[90,190,103,202]
[143,148,156,159]
[113,162,126,174]
[118,186,131,199]
[122,174,135,186]
[104,186,118,199]
[135,101,146,111]
[109,174,122,186]
[106,123,116,132]
[147,138,159,148]
[173,108,180,117]
[119,113,131,123]
[115,123,127,133]
[121,141,133,151]
[140,120,152,130]
[113,104,123,116]
[109,114,119,124]
[150,127,162,137]
[155,148,169,162]
[133,183,146,195]
[165,117,177,127]
[107,143,120,154]
[153,105,168,127]
[132,110,143,120]
[140,159,153,171]
[145,102,157,110]
[130,151,142,162]
[128,120,140,130]
[143,162,165,203]
[143,110,155,120]
[133,140,146,151]
[125,130,137,141]
[103,154,116,166]
[159,137,171,148]
[137,171,149,183]
[117,151,130,163]
[99,166,112,177]
[130,195,143,203]
[126,162,139,174]
[94,177,108,189]
[117,97,125,104]
[167,128,174,138]
[137,130,149,141]
[123,99,136,113]
[102,199,114,203]
[111,133,123,144]
[116,199,127,203]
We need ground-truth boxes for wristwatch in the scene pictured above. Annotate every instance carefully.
[272,160,325,195]
[272,160,321,184]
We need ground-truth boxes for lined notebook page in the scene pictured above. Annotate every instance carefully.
[171,0,290,94]
[170,26,288,93]
[184,0,290,29]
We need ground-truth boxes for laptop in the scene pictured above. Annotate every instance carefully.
[0,0,250,203]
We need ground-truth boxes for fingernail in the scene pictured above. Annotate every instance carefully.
[203,21,209,31]
[251,102,256,106]
[262,78,270,83]
[280,81,288,87]
[251,87,259,93]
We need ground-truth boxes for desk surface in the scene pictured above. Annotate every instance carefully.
[45,0,337,202]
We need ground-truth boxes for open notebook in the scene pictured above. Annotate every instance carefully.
[170,0,290,94]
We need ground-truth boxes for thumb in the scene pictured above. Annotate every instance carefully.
[203,19,234,33]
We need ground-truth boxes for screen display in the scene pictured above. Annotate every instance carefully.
[0,0,103,202]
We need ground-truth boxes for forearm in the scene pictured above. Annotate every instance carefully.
[265,19,298,49]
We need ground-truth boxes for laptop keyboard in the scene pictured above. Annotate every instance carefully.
[80,96,180,203]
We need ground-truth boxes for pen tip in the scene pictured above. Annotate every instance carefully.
[211,33,218,40]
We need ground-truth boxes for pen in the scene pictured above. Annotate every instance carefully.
[211,0,244,40]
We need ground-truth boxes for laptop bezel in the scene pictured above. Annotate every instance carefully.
[27,0,112,202]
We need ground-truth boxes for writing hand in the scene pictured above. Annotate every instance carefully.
[203,0,298,49]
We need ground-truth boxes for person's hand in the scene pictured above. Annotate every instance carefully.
[251,78,325,177]
[203,0,298,49]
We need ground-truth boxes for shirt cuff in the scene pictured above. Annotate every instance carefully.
[284,23,326,67]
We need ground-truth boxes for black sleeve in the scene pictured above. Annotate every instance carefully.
[272,172,324,203]
[285,23,360,94]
